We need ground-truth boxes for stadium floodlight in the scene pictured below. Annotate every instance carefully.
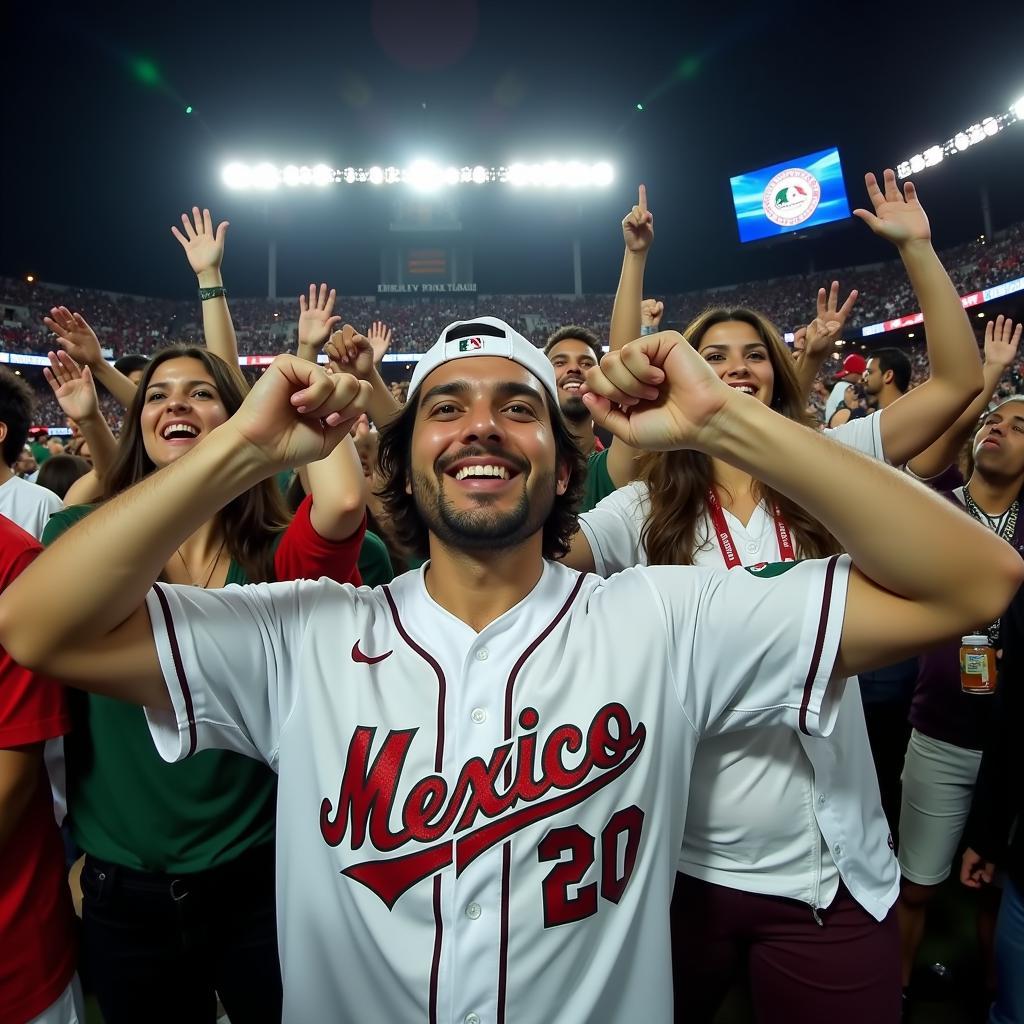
[219,160,616,189]
[896,95,1024,178]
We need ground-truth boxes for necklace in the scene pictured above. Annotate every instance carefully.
[175,538,227,589]
[962,486,1017,646]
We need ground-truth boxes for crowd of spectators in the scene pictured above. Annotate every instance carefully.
[5,219,1022,431]
[3,221,1020,361]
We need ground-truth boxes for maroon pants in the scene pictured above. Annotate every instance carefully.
[671,873,900,1024]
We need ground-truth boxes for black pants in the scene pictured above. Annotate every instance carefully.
[80,842,282,1024]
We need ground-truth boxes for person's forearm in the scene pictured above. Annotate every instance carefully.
[197,269,239,366]
[92,361,138,409]
[74,412,119,482]
[307,436,369,540]
[609,251,646,353]
[366,366,402,427]
[903,241,981,393]
[703,394,1017,616]
[908,362,1001,479]
[793,350,829,404]
[0,424,264,661]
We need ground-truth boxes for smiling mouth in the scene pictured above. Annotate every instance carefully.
[728,383,757,396]
[560,380,584,393]
[161,423,199,440]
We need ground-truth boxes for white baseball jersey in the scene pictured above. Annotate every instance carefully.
[574,412,897,921]
[143,556,850,1023]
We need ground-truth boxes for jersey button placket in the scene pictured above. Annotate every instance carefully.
[465,1015,481,1024]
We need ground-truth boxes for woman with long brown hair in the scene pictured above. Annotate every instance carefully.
[562,167,987,1021]
[42,342,370,1024]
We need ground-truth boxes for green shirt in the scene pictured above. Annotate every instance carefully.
[579,448,616,514]
[359,530,395,587]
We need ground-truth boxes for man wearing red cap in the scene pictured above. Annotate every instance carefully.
[824,353,868,424]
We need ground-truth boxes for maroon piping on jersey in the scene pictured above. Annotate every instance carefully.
[383,584,446,1023]
[383,585,446,773]
[496,571,587,1024]
[429,875,443,1024]
[153,584,197,758]
[799,555,839,736]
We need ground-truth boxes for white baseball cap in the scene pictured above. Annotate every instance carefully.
[407,317,559,405]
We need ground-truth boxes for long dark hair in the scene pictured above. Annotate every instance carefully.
[640,308,840,566]
[376,387,586,560]
[103,346,291,582]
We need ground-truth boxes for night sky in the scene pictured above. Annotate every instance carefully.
[4,0,1023,300]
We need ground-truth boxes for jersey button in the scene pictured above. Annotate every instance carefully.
[817,794,826,807]
[833,844,843,858]
[475,648,489,661]
[465,1015,481,1024]
[466,902,482,920]
[471,707,487,724]
[745,541,758,553]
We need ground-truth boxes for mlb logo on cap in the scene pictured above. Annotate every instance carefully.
[458,338,484,351]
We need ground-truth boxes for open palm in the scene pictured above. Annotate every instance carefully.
[298,284,342,351]
[171,207,229,275]
[853,170,930,246]
[44,351,98,422]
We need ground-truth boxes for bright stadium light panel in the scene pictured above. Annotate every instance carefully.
[219,160,615,189]
[896,96,1024,178]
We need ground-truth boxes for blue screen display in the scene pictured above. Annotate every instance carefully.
[729,147,851,243]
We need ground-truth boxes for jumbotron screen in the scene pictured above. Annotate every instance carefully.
[729,146,851,244]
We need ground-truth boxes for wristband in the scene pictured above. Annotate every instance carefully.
[199,286,227,301]
[641,325,656,336]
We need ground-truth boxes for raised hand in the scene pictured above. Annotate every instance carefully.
[798,281,860,358]
[366,321,393,365]
[325,324,376,381]
[622,185,654,254]
[641,298,665,330]
[853,170,930,247]
[42,307,104,367]
[959,847,995,889]
[171,207,229,279]
[298,284,342,355]
[43,351,99,424]
[983,314,1022,370]
[227,354,371,471]
[581,332,731,452]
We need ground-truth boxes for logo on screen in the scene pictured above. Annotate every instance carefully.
[763,168,821,227]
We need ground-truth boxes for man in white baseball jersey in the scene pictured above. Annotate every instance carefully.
[1,317,1020,1024]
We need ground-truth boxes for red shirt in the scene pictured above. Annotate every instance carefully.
[275,495,365,585]
[0,516,77,1023]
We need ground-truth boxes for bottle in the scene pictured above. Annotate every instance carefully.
[960,635,997,695]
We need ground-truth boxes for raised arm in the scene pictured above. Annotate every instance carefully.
[294,300,369,540]
[43,351,118,504]
[171,207,237,365]
[792,281,859,399]
[909,315,1022,479]
[604,186,655,488]
[582,332,1024,677]
[852,170,983,465]
[326,328,402,428]
[42,306,138,409]
[609,185,653,353]
[0,357,371,703]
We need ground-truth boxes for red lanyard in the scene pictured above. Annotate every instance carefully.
[705,489,796,569]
